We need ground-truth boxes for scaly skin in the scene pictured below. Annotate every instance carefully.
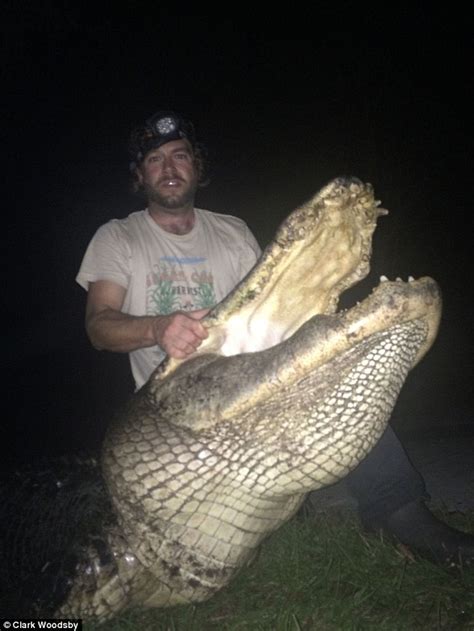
[57,177,441,621]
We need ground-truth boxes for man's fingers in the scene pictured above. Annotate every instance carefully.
[175,312,208,341]
[154,311,209,358]
[188,308,211,320]
[171,345,196,359]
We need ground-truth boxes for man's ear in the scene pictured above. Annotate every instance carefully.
[131,166,144,193]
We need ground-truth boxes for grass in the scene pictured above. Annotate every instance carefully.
[83,507,474,630]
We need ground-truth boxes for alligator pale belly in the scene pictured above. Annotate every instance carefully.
[57,177,441,620]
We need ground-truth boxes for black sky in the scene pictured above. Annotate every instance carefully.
[3,7,472,459]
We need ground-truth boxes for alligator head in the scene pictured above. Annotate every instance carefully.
[59,177,441,620]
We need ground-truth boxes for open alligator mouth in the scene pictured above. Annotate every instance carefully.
[156,176,441,379]
[58,177,441,620]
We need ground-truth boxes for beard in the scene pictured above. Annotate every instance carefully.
[144,177,198,211]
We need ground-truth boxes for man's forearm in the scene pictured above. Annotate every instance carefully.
[86,308,158,353]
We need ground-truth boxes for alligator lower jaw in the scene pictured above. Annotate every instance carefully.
[148,276,441,432]
[305,276,441,371]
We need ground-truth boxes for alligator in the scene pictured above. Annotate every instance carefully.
[7,177,443,621]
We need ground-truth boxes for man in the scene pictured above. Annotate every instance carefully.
[77,111,260,390]
[77,110,474,566]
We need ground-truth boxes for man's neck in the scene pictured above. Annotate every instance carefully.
[148,204,196,235]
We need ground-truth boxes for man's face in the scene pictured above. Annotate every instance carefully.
[136,139,198,210]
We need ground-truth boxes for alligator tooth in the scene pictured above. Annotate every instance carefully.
[408,276,415,282]
[380,275,389,282]
[396,277,402,282]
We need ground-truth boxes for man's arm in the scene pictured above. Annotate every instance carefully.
[85,280,209,359]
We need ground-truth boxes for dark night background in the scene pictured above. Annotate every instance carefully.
[2,6,472,465]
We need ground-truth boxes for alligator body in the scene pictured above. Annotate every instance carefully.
[55,177,441,620]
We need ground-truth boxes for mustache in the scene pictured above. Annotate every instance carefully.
[157,175,185,185]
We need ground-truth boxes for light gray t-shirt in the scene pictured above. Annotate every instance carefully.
[76,207,261,389]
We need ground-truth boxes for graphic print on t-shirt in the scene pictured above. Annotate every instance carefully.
[146,256,217,315]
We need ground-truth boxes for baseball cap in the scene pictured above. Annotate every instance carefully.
[129,110,197,170]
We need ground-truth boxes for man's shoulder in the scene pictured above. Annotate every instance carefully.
[107,208,148,227]
[196,208,260,256]
[96,209,148,238]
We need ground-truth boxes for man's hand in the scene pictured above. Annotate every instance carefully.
[152,309,209,358]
